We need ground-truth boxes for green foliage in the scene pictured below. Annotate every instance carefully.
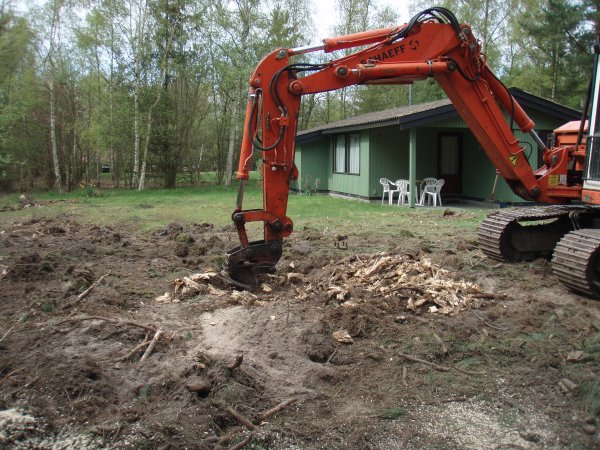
[40,302,55,313]
[378,407,407,420]
[507,0,591,108]
[0,0,596,193]
[302,175,321,195]
[79,184,104,198]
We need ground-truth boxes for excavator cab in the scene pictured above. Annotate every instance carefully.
[583,42,600,201]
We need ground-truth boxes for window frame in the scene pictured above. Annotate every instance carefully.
[332,133,361,175]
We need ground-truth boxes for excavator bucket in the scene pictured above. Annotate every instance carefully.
[224,240,282,289]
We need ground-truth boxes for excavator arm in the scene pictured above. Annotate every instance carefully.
[225,7,580,286]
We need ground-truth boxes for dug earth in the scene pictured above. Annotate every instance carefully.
[0,214,599,448]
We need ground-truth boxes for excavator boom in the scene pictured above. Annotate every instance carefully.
[225,8,583,287]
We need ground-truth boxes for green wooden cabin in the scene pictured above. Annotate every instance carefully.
[293,89,580,204]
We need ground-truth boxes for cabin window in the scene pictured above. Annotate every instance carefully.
[333,133,360,175]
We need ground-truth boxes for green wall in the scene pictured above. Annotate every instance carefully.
[328,132,370,197]
[296,109,570,203]
[293,139,330,192]
[369,128,407,198]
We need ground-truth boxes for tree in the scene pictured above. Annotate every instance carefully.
[0,5,40,190]
[509,0,591,107]
[46,0,64,193]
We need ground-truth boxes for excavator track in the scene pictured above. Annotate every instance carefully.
[479,206,600,298]
[478,206,576,262]
[552,229,600,298]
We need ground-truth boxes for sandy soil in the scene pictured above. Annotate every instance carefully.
[0,211,599,449]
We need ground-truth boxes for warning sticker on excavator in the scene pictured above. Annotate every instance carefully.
[508,155,518,167]
[548,174,559,186]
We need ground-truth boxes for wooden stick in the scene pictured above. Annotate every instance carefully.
[0,368,22,386]
[472,293,506,300]
[218,428,243,445]
[139,328,163,363]
[401,364,408,387]
[229,434,253,450]
[259,398,298,420]
[325,347,337,364]
[77,271,112,301]
[397,352,484,376]
[116,335,150,362]
[0,267,11,281]
[471,311,508,331]
[227,355,243,370]
[0,322,18,344]
[453,366,486,376]
[397,352,450,372]
[54,316,157,332]
[422,396,468,405]
[8,376,39,397]
[226,407,260,432]
[433,332,449,354]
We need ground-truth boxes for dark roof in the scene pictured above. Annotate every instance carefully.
[296,88,581,144]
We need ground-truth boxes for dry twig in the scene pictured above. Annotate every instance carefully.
[471,311,508,331]
[0,322,19,344]
[259,398,298,420]
[0,266,11,281]
[472,293,507,300]
[226,407,260,432]
[229,434,253,450]
[115,334,150,362]
[325,347,337,364]
[422,396,468,405]
[139,328,163,363]
[397,352,450,372]
[0,368,22,386]
[76,271,112,302]
[433,332,449,354]
[54,316,157,333]
[8,376,39,397]
[227,355,244,370]
[397,352,484,376]
[401,364,408,387]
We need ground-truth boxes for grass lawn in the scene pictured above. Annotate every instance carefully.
[0,181,490,245]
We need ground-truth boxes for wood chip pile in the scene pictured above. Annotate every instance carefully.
[157,252,492,315]
[305,252,488,315]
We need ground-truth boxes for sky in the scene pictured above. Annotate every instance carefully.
[12,0,411,49]
[311,0,410,42]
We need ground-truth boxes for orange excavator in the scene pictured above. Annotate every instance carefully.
[225,7,600,297]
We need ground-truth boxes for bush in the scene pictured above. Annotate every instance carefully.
[302,176,321,196]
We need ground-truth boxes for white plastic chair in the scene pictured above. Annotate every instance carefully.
[420,178,445,207]
[379,178,399,205]
[417,177,437,205]
[395,179,410,205]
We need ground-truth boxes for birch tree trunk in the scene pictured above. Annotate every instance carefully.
[132,83,140,187]
[482,0,489,54]
[48,0,62,194]
[552,41,559,102]
[49,78,62,193]
[138,100,159,191]
[131,0,147,189]
[138,20,176,191]
[224,99,239,186]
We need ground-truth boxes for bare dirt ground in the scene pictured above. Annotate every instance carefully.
[1,208,600,449]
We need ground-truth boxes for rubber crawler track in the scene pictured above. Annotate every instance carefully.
[477,206,573,262]
[553,229,600,298]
